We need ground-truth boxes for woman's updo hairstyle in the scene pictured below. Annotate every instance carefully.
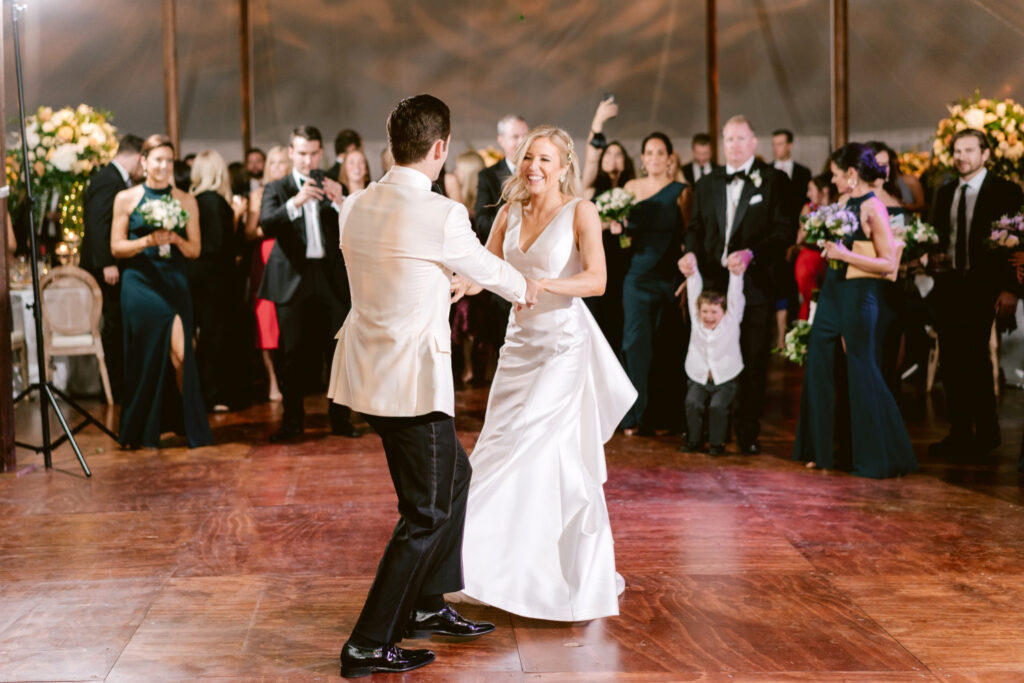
[141,134,175,159]
[829,142,886,183]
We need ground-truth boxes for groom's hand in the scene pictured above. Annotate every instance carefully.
[523,278,543,309]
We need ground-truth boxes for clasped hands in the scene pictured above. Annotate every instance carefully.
[449,275,542,310]
[674,251,747,297]
[821,240,851,262]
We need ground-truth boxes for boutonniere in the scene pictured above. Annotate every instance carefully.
[749,169,763,188]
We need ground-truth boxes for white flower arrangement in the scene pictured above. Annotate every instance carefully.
[594,187,637,249]
[801,203,859,268]
[891,215,939,262]
[934,92,1024,185]
[777,319,812,365]
[136,195,189,258]
[749,169,762,188]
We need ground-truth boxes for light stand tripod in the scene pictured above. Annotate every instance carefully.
[10,3,116,476]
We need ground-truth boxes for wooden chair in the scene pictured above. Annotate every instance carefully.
[11,329,29,394]
[38,265,113,405]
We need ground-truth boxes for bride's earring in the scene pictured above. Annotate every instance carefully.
[559,174,566,184]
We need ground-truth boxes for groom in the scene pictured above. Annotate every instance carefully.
[329,94,539,678]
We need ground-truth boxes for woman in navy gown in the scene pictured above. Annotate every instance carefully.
[110,134,211,448]
[619,132,688,434]
[793,143,916,478]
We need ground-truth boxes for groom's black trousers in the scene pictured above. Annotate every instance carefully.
[352,411,471,644]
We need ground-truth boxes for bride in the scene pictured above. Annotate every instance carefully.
[452,125,637,621]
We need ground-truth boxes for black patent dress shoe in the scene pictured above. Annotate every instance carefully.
[331,422,362,438]
[269,424,303,443]
[708,444,725,456]
[928,434,968,459]
[340,641,434,678]
[404,603,495,639]
[739,440,762,455]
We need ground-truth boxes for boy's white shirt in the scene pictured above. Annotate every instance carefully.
[684,269,745,385]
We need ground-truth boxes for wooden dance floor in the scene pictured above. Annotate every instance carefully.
[2,360,1023,681]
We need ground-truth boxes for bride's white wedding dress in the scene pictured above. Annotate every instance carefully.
[458,198,637,621]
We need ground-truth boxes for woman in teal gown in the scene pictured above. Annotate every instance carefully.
[619,132,688,434]
[110,134,211,448]
[793,143,916,478]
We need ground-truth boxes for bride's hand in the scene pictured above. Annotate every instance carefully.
[608,220,623,235]
[450,275,470,303]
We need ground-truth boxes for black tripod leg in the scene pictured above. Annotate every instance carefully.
[43,384,91,477]
[49,385,118,440]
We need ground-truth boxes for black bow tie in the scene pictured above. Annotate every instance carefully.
[726,171,748,183]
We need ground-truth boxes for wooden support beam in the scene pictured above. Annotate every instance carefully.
[706,0,719,162]
[239,0,252,156]
[162,0,181,152]
[830,0,848,149]
[0,3,13,472]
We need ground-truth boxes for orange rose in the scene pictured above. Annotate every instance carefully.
[56,125,74,142]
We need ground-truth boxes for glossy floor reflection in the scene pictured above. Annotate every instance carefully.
[1,359,1023,681]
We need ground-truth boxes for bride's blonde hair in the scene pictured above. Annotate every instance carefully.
[500,125,581,205]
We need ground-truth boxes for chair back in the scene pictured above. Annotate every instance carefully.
[39,266,102,339]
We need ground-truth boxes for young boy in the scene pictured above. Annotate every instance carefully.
[679,253,746,455]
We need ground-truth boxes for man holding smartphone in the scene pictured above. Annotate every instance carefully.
[258,125,360,441]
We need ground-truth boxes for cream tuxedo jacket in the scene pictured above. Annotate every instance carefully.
[328,166,527,417]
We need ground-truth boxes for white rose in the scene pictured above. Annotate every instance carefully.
[1006,235,1020,247]
[41,120,55,134]
[41,136,54,148]
[996,102,1007,117]
[49,143,78,172]
[72,159,87,174]
[963,108,986,130]
[26,130,40,148]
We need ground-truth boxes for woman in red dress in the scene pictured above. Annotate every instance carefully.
[244,145,291,400]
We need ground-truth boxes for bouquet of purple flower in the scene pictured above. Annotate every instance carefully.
[988,213,1023,250]
[801,203,859,268]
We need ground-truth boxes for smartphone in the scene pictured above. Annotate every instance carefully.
[309,169,325,187]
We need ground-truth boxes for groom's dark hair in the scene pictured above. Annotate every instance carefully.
[387,94,451,165]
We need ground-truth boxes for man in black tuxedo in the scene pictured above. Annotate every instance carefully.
[682,133,718,188]
[258,125,359,441]
[928,129,1023,459]
[80,133,144,402]
[771,129,812,220]
[468,114,528,383]
[684,115,793,454]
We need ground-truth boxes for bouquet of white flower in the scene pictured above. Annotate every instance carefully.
[594,187,636,248]
[988,213,1023,250]
[891,215,939,262]
[136,195,189,258]
[778,319,812,366]
[801,203,859,268]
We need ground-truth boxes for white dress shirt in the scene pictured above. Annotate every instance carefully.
[285,169,326,259]
[691,161,712,182]
[111,159,131,187]
[947,168,987,270]
[685,269,745,384]
[774,159,794,179]
[722,157,755,265]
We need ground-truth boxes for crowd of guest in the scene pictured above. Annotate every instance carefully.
[9,99,1022,474]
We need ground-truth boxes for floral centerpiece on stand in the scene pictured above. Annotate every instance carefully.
[801,203,859,268]
[136,194,189,259]
[9,104,119,252]
[594,187,636,249]
[933,92,1024,185]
